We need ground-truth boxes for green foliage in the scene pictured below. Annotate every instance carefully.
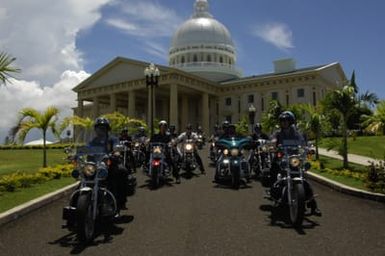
[0,164,73,193]
[362,101,385,135]
[235,115,249,136]
[366,161,385,194]
[0,143,81,150]
[101,112,148,135]
[261,100,282,133]
[0,52,21,85]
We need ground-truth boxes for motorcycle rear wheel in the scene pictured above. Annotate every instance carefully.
[76,193,95,243]
[289,183,305,227]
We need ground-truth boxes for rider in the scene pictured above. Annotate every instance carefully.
[88,117,129,215]
[271,111,322,216]
[176,124,206,174]
[148,120,181,184]
[249,123,269,173]
[168,124,178,139]
[119,127,136,172]
[133,126,147,141]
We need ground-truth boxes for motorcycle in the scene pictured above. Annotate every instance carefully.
[250,139,271,178]
[62,145,117,243]
[114,141,137,196]
[209,136,219,164]
[214,136,251,189]
[132,139,146,168]
[196,133,205,150]
[147,142,171,189]
[268,140,313,227]
[179,139,197,175]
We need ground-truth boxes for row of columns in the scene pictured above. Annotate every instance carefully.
[78,84,210,135]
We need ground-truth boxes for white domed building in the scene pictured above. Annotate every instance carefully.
[169,0,241,82]
[73,0,347,137]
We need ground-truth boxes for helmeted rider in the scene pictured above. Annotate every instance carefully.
[88,117,129,216]
[147,120,181,184]
[219,120,236,139]
[133,126,147,141]
[119,127,136,173]
[270,111,322,216]
[249,123,269,173]
[175,124,206,174]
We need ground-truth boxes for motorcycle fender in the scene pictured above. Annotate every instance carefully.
[80,187,92,192]
[292,177,303,184]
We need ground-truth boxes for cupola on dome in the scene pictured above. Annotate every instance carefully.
[169,0,241,82]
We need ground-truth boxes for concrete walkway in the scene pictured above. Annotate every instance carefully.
[318,148,378,166]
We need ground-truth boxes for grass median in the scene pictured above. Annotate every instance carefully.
[0,148,73,213]
[310,155,367,191]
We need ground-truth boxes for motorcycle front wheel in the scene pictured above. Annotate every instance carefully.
[151,167,160,189]
[232,168,240,190]
[76,193,95,243]
[289,183,305,227]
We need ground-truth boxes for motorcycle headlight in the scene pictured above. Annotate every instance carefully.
[289,157,301,168]
[83,164,96,177]
[212,142,215,147]
[223,149,229,155]
[185,143,193,151]
[135,142,140,147]
[231,148,239,156]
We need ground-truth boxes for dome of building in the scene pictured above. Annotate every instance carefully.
[169,0,241,82]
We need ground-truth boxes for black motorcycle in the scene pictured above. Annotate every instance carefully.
[147,142,171,189]
[268,140,313,227]
[132,139,146,168]
[179,139,197,175]
[62,146,117,243]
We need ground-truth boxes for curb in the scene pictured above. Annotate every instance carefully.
[307,171,385,203]
[0,182,78,227]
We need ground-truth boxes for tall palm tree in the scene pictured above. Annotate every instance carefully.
[16,106,59,167]
[0,52,21,85]
[297,104,325,160]
[61,115,94,143]
[362,101,385,135]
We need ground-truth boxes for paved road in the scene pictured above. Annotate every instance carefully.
[1,148,385,256]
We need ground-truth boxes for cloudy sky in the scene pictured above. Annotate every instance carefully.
[0,0,384,143]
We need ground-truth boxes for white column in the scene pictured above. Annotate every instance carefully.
[128,90,136,117]
[181,95,189,129]
[170,84,178,131]
[201,92,209,135]
[110,93,117,113]
[77,99,84,117]
[92,96,99,118]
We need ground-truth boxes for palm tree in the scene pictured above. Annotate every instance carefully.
[261,100,283,133]
[297,104,325,160]
[61,115,94,143]
[0,52,21,85]
[362,101,385,135]
[323,71,378,168]
[16,106,59,167]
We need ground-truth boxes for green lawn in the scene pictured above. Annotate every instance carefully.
[0,177,76,213]
[0,149,66,176]
[310,156,368,191]
[320,136,385,160]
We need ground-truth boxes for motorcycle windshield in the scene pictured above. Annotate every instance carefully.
[218,137,251,149]
[75,146,107,162]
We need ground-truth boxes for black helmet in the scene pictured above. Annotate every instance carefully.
[197,125,202,131]
[158,120,168,127]
[169,124,176,131]
[122,127,128,133]
[94,117,110,131]
[186,123,193,130]
[214,123,219,130]
[254,123,262,132]
[279,111,295,125]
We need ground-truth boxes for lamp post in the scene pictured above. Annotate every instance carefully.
[248,104,256,134]
[144,63,160,138]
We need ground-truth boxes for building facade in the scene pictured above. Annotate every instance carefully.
[73,0,347,135]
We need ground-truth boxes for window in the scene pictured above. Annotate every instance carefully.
[272,92,278,101]
[181,56,185,64]
[225,97,232,106]
[207,55,211,62]
[248,94,254,103]
[297,88,305,98]
[193,55,198,62]
[219,56,223,63]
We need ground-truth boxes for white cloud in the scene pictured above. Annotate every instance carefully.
[0,0,111,85]
[0,70,90,131]
[105,0,182,38]
[253,22,294,50]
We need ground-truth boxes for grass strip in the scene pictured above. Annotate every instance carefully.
[0,177,75,213]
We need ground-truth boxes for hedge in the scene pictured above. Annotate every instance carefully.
[0,164,74,193]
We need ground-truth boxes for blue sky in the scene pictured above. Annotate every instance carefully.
[0,0,384,143]
[78,0,385,97]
